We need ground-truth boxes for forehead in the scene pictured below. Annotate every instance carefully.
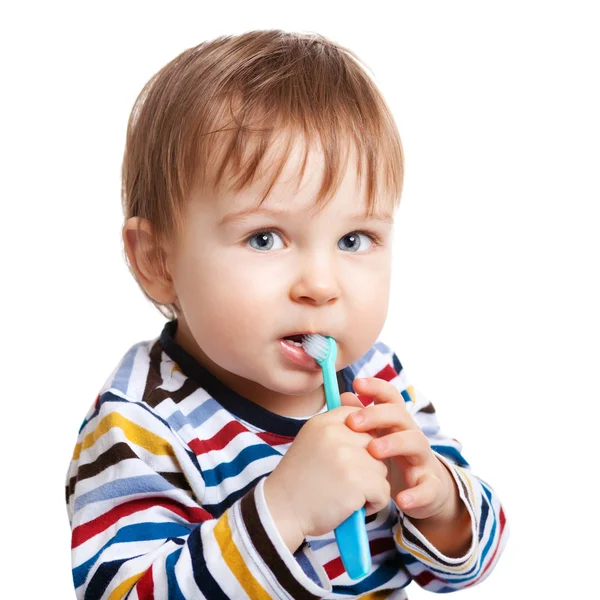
[205,132,395,220]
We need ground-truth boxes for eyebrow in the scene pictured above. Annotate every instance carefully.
[218,206,394,225]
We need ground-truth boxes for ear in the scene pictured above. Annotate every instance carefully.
[122,217,177,305]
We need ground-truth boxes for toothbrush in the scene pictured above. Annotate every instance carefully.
[302,334,371,580]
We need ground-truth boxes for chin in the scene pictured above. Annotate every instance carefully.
[263,371,323,396]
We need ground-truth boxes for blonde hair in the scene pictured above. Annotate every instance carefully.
[122,30,404,318]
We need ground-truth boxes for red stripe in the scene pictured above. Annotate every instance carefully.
[374,364,398,382]
[323,535,395,579]
[465,506,507,588]
[188,420,247,454]
[413,505,508,589]
[136,565,154,599]
[413,570,435,587]
[256,430,296,446]
[187,420,295,456]
[72,497,211,548]
[354,361,398,406]
[357,394,373,406]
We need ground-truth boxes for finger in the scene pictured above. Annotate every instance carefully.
[353,377,408,406]
[367,430,430,464]
[346,402,416,432]
[395,471,442,514]
[339,391,365,409]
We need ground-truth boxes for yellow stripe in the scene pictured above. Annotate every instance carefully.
[171,364,182,376]
[107,572,144,600]
[395,528,477,573]
[72,412,175,461]
[406,385,416,403]
[72,442,82,460]
[456,466,475,505]
[214,511,271,599]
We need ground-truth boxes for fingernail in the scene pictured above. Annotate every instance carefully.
[401,493,413,508]
[374,439,387,452]
[352,413,365,426]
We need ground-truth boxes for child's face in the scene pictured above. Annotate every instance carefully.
[166,137,395,413]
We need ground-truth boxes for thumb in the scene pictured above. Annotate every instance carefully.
[339,391,365,409]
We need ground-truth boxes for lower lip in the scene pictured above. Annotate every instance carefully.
[279,339,320,370]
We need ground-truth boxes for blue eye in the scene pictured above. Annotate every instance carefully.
[338,232,373,252]
[247,231,285,251]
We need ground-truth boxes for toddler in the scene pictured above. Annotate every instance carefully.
[66,30,508,599]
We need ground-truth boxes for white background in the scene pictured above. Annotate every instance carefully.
[2,1,599,598]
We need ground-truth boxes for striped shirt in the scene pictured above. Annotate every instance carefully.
[66,320,508,599]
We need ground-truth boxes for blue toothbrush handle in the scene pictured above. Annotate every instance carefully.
[334,506,371,579]
[320,339,371,579]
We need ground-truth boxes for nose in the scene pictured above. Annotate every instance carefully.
[289,252,341,306]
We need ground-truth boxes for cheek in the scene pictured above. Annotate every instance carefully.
[340,262,391,364]
[348,258,391,312]
[174,251,283,340]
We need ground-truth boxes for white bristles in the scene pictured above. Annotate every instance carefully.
[301,333,329,361]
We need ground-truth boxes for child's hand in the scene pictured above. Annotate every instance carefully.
[341,378,457,523]
[264,405,390,552]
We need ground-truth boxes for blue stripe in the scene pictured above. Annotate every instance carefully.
[166,397,222,432]
[74,474,176,513]
[73,522,191,589]
[353,345,378,373]
[111,344,140,394]
[99,395,205,475]
[294,545,322,585]
[478,482,497,564]
[430,445,470,467]
[166,409,189,432]
[398,482,500,586]
[165,548,186,600]
[400,389,412,404]
[184,398,222,429]
[478,485,490,541]
[400,550,480,581]
[331,554,404,596]
[203,444,280,487]
[421,426,440,436]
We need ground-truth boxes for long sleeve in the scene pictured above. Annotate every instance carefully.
[377,350,509,593]
[66,392,333,600]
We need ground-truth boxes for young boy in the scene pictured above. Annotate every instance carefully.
[66,30,508,599]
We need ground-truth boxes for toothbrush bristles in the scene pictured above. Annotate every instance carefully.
[302,333,329,361]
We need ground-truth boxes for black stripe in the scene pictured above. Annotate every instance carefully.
[158,471,192,493]
[240,486,322,600]
[145,376,200,408]
[202,475,265,518]
[401,523,466,568]
[401,468,473,568]
[187,524,230,599]
[142,340,164,406]
[159,320,355,436]
[392,353,403,374]
[99,394,206,480]
[84,556,134,600]
[67,442,138,501]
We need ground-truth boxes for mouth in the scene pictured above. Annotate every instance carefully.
[281,333,307,347]
[278,332,327,369]
[281,330,330,345]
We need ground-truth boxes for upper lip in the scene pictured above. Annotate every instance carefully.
[281,330,327,339]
